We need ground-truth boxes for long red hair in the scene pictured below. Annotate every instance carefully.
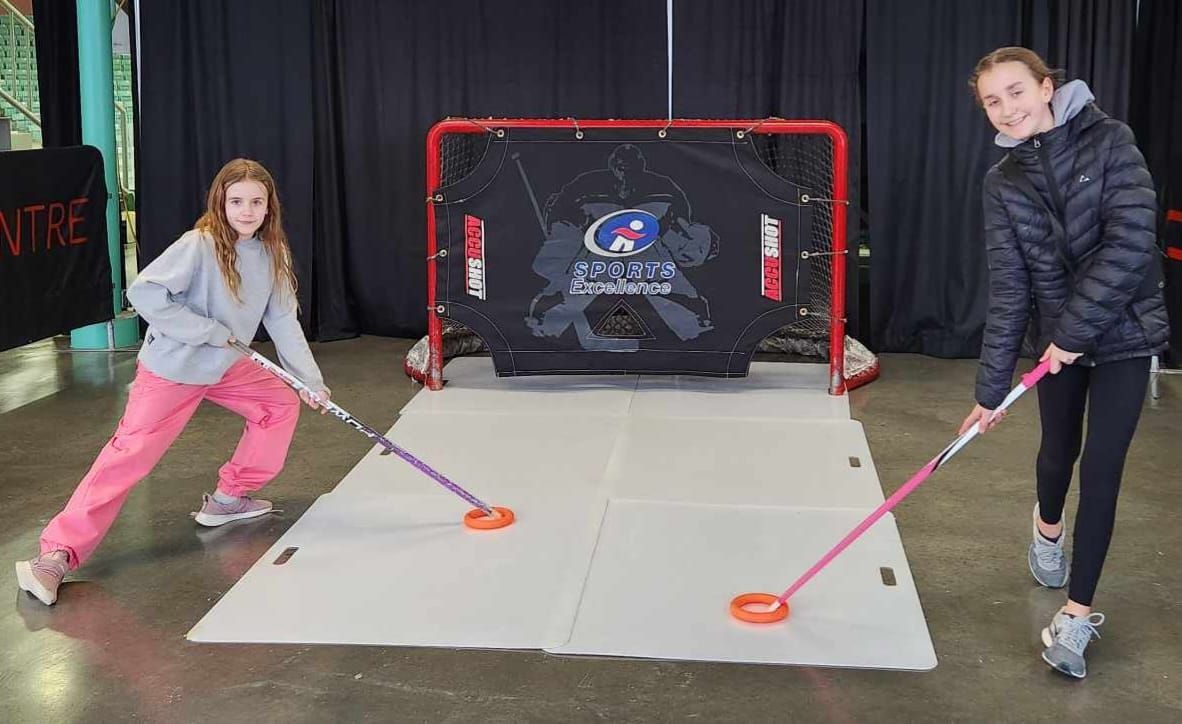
[194,158,297,304]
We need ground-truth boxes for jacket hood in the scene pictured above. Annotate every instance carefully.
[994,79,1096,148]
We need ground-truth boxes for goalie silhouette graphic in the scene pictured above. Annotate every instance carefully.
[524,144,720,349]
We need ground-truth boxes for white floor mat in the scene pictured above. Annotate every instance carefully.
[328,414,880,510]
[329,413,619,501]
[399,357,639,417]
[630,364,848,420]
[547,499,936,670]
[603,418,885,508]
[188,361,937,669]
[399,357,844,420]
[187,491,605,649]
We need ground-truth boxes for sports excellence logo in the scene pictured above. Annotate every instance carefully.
[760,213,781,302]
[584,209,661,257]
[464,213,486,300]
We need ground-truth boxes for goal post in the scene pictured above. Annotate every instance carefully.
[422,118,873,395]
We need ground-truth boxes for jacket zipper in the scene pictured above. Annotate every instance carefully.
[1032,135,1076,276]
[1033,137,1068,219]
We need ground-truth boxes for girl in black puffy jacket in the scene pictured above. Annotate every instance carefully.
[960,47,1169,679]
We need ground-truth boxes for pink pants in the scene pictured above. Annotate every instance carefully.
[40,358,301,569]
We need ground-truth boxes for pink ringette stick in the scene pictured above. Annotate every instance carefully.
[764,360,1052,612]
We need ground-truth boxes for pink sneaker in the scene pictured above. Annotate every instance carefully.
[192,494,274,527]
[15,551,70,606]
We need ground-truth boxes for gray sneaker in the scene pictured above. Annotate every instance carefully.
[1028,504,1068,588]
[15,550,70,606]
[191,493,274,527]
[1041,608,1105,678]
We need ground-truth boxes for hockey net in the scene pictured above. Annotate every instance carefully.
[409,118,878,393]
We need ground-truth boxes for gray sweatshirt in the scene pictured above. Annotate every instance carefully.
[126,229,324,389]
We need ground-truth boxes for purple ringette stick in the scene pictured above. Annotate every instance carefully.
[230,340,495,515]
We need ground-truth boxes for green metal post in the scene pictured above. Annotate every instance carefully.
[70,0,138,349]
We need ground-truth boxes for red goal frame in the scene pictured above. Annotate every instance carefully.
[425,118,849,394]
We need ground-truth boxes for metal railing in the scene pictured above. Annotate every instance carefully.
[114,99,130,191]
[0,0,39,131]
[0,83,37,126]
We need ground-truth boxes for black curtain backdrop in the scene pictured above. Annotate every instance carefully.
[137,0,871,342]
[867,0,1136,357]
[136,0,317,335]
[672,0,865,340]
[1019,0,1136,120]
[30,0,81,148]
[78,0,1159,355]
[1130,0,1182,363]
[137,0,667,341]
[310,0,668,338]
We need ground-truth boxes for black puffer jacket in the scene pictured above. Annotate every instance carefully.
[975,87,1169,409]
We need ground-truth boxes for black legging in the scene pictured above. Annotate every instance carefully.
[1035,355,1151,606]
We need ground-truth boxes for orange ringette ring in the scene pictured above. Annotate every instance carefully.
[729,592,789,623]
[463,506,515,530]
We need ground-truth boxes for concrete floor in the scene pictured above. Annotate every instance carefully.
[2,336,1179,723]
